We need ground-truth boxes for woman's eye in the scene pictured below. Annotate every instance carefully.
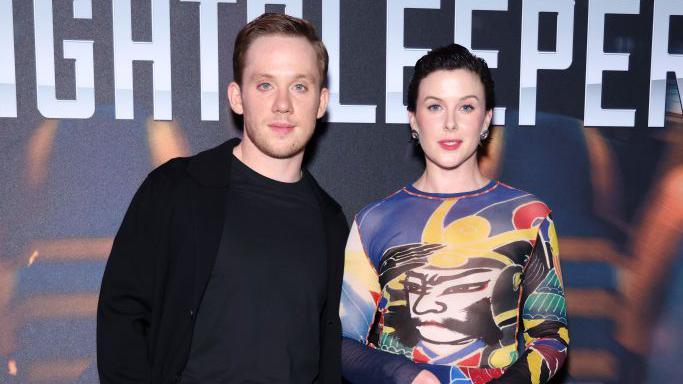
[427,104,442,111]
[257,82,272,90]
[461,104,475,112]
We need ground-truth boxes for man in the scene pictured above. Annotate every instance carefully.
[97,13,348,384]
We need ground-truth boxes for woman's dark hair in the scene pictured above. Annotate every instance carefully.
[407,44,494,112]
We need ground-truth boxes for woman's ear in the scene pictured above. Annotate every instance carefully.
[408,111,418,133]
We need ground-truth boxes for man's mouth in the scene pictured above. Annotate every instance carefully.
[269,122,295,133]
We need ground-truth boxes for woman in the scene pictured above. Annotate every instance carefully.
[340,44,568,384]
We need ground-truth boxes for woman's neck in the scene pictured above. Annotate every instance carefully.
[413,162,489,194]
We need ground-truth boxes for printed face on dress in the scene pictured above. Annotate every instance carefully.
[408,69,492,173]
[228,35,329,160]
[402,264,500,345]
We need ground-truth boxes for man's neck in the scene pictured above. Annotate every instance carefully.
[232,140,304,183]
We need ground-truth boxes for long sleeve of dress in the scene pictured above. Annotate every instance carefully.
[340,220,423,384]
[493,215,569,383]
[342,338,423,384]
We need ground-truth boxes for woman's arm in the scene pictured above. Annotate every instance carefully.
[340,220,436,384]
[342,338,429,384]
[493,215,569,383]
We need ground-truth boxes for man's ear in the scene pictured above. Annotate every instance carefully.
[316,87,329,119]
[227,82,244,115]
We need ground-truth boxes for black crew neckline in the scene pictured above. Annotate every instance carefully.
[230,154,307,190]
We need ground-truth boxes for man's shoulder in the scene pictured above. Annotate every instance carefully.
[309,178,342,210]
[147,138,239,188]
[148,156,190,181]
[306,176,348,232]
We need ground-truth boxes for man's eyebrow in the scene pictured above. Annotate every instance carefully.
[249,73,274,81]
[428,268,492,284]
[292,74,318,84]
[249,73,315,81]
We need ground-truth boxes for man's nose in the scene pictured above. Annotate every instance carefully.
[272,89,292,113]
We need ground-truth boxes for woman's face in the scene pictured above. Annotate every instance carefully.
[409,69,492,173]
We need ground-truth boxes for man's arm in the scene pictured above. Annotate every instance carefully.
[319,209,349,384]
[493,215,569,383]
[97,176,159,383]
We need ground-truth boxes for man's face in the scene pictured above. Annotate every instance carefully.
[403,265,500,345]
[228,35,328,159]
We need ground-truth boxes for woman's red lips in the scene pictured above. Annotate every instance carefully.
[438,139,462,150]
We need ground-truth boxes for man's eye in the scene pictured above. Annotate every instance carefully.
[293,83,307,92]
[441,281,489,295]
[257,82,272,90]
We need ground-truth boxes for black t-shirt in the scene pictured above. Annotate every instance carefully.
[181,155,327,384]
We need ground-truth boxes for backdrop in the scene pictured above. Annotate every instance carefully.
[1,0,682,383]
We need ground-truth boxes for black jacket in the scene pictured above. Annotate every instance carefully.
[97,139,349,384]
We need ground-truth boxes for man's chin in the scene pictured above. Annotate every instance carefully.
[254,140,307,160]
[264,145,305,159]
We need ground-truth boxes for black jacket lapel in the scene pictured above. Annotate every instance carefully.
[186,139,239,307]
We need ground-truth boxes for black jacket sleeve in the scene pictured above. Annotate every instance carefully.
[97,176,158,383]
[320,210,350,384]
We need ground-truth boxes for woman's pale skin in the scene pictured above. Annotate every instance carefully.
[407,68,493,384]
[409,69,493,194]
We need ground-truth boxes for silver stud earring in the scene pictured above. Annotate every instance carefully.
[411,130,419,141]
[480,129,489,141]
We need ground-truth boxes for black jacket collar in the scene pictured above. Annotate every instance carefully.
[186,138,239,188]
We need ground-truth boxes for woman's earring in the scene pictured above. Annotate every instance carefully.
[480,129,489,141]
[411,129,419,141]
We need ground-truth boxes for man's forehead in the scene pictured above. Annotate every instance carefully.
[242,43,320,85]
[247,71,317,82]
[244,35,318,64]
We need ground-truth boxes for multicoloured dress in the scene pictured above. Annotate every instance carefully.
[340,181,569,383]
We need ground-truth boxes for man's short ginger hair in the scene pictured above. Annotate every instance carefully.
[232,12,329,87]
